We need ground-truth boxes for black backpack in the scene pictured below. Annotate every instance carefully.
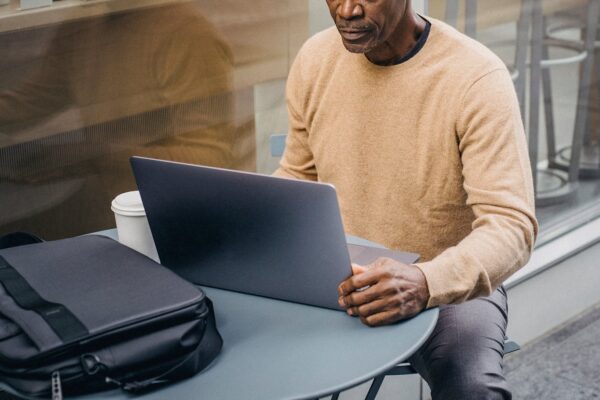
[0,233,222,399]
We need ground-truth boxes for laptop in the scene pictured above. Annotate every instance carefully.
[130,157,419,310]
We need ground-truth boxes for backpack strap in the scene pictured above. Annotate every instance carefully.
[0,254,88,343]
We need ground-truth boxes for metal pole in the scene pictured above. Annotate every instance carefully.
[515,0,532,121]
[542,18,558,161]
[529,0,544,192]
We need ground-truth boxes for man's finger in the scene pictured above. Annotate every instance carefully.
[338,267,381,296]
[362,310,400,327]
[356,298,389,318]
[340,284,382,307]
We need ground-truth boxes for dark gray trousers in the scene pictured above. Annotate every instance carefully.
[408,286,511,400]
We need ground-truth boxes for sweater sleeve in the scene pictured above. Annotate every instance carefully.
[415,68,538,307]
[273,49,318,181]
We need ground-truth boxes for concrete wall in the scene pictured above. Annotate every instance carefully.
[507,241,600,345]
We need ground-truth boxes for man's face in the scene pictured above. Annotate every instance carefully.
[325,0,407,54]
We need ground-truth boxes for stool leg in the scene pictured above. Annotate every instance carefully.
[595,28,600,173]
[529,0,544,191]
[569,0,600,182]
[595,32,600,148]
[331,392,340,400]
[542,18,558,162]
[596,34,600,174]
[515,0,532,120]
[584,12,600,147]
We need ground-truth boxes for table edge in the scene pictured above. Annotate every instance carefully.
[297,307,439,400]
[94,229,439,399]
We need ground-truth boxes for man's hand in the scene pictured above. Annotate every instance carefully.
[337,258,430,327]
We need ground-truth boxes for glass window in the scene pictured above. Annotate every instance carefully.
[423,0,600,243]
[1,0,599,244]
[0,0,308,238]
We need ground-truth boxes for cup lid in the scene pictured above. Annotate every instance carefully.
[111,191,146,217]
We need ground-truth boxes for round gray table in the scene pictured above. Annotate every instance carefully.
[76,233,438,400]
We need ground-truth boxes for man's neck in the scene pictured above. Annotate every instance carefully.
[365,9,427,66]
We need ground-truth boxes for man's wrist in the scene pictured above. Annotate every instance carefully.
[411,263,431,309]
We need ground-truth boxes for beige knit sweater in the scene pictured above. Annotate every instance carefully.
[274,19,538,307]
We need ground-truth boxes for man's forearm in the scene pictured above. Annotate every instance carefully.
[415,206,536,307]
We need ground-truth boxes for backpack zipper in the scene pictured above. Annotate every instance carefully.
[51,371,63,400]
[2,300,208,369]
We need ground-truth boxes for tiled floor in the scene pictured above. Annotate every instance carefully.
[505,302,600,399]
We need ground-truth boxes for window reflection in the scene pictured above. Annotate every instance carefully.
[426,0,600,237]
[0,0,599,241]
[0,1,256,238]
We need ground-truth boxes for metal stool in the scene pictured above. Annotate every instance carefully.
[544,9,600,179]
[528,0,600,206]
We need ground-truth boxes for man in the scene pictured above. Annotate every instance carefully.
[274,0,538,399]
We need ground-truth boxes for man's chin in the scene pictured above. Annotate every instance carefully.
[341,41,370,54]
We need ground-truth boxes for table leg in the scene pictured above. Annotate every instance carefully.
[364,375,385,400]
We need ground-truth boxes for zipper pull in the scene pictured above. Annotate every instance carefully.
[105,376,123,387]
[51,371,63,400]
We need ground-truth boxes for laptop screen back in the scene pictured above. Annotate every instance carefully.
[131,157,352,310]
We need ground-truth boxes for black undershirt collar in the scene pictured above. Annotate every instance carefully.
[391,16,431,65]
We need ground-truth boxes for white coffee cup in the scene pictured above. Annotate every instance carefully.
[111,191,160,263]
